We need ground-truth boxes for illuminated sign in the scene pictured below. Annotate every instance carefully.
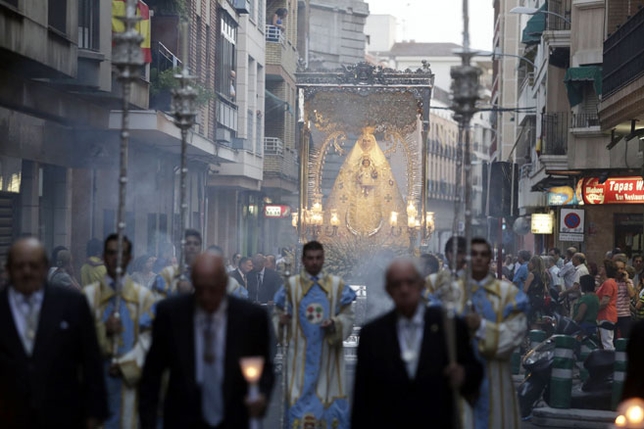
[264,205,291,218]
[581,177,644,205]
[531,213,554,234]
[547,186,575,206]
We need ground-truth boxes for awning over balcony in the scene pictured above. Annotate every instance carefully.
[265,89,292,114]
[521,4,547,45]
[564,66,602,107]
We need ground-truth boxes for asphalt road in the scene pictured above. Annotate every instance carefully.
[262,362,542,429]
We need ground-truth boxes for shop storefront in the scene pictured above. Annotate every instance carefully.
[549,176,644,264]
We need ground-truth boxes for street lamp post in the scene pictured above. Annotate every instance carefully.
[445,1,482,427]
[510,6,572,24]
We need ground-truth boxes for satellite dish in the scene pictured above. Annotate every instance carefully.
[512,216,531,235]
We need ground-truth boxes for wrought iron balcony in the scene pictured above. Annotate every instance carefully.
[603,6,644,98]
[541,112,568,155]
[546,0,571,31]
[571,111,599,129]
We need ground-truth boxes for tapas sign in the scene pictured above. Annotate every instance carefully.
[581,177,644,205]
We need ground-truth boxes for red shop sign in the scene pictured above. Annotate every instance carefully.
[581,177,644,205]
[264,205,291,218]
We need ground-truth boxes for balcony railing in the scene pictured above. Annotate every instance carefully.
[546,0,571,31]
[155,41,182,72]
[603,6,644,98]
[264,137,298,180]
[265,25,285,44]
[541,112,568,155]
[571,112,599,129]
[264,137,284,155]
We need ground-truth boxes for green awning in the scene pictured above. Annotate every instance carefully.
[563,66,603,107]
[521,3,547,45]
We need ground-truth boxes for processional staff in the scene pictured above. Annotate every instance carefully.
[444,0,482,427]
[172,21,198,286]
[111,0,144,363]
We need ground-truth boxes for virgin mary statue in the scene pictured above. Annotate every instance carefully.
[325,127,408,244]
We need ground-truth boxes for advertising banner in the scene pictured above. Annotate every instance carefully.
[581,177,644,205]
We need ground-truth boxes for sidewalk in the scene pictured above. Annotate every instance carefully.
[530,406,616,428]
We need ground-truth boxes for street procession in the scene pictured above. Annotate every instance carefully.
[2,0,644,428]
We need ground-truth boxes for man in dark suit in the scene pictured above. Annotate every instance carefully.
[230,256,253,290]
[352,258,482,429]
[0,237,108,428]
[139,253,274,429]
[247,253,283,305]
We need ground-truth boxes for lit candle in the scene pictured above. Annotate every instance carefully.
[330,210,340,227]
[390,211,398,227]
[406,201,417,218]
[408,215,416,229]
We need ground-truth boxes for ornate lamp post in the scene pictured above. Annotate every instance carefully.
[447,1,482,426]
[172,22,198,282]
[111,0,144,362]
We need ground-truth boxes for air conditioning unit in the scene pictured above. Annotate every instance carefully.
[234,0,251,14]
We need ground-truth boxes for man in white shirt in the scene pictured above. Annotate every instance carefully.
[140,253,273,428]
[0,237,108,427]
[561,253,589,306]
[352,258,482,428]
[546,256,563,293]
[558,246,578,291]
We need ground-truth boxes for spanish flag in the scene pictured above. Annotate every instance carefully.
[112,0,152,63]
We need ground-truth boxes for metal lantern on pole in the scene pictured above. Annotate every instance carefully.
[111,0,144,362]
[172,21,198,283]
[446,0,482,426]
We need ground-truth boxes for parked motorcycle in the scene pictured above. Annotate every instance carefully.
[517,314,609,418]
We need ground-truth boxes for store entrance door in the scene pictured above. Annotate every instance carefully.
[614,214,644,257]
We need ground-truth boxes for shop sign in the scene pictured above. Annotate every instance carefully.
[531,213,554,234]
[264,205,291,218]
[547,186,575,206]
[581,177,644,205]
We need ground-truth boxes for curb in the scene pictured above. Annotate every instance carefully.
[531,406,616,428]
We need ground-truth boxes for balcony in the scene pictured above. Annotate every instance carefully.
[571,111,599,129]
[264,137,284,155]
[541,112,568,155]
[265,25,285,45]
[263,137,298,191]
[217,99,239,134]
[603,6,644,98]
[546,0,571,31]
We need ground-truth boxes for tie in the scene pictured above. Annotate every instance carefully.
[256,272,263,301]
[311,275,319,283]
[22,295,38,355]
[202,315,223,426]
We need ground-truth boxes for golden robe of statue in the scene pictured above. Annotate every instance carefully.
[325,129,408,243]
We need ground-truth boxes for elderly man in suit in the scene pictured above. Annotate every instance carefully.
[248,253,283,305]
[352,257,483,429]
[139,252,274,429]
[0,237,108,428]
